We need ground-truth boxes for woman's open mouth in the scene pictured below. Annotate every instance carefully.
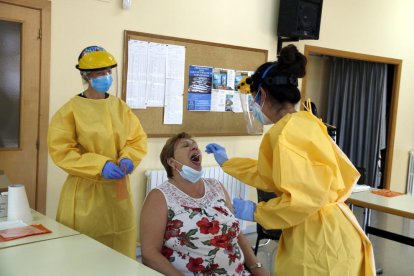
[190,153,201,166]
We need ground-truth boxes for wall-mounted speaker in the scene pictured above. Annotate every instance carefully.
[277,0,323,40]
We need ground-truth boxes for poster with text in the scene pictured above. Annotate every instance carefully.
[187,65,213,111]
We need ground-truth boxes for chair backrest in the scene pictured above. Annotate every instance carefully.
[257,190,277,202]
[355,166,366,184]
[256,190,282,239]
[253,189,281,255]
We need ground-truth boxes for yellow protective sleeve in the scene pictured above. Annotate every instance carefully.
[222,158,276,193]
[48,95,147,179]
[117,107,148,170]
[225,112,358,230]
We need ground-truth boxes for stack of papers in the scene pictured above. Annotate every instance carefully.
[352,184,372,193]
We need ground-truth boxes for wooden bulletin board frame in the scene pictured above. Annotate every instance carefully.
[122,30,268,138]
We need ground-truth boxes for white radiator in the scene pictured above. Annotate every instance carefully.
[408,151,414,195]
[145,166,251,233]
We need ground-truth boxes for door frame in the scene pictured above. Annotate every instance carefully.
[301,45,402,190]
[1,0,51,213]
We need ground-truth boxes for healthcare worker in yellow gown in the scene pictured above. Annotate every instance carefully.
[48,46,147,259]
[206,45,376,275]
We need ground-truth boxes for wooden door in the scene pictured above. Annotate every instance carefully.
[0,2,41,208]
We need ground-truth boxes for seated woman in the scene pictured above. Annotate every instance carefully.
[140,132,268,276]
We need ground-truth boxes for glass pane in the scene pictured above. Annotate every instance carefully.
[0,20,21,149]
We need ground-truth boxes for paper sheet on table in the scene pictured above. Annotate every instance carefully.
[352,184,372,193]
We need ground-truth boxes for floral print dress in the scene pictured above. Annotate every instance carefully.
[156,178,250,276]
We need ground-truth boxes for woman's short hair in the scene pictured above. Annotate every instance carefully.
[160,132,193,178]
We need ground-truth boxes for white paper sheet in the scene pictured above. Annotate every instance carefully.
[146,42,167,107]
[352,184,372,193]
[164,81,184,124]
[210,89,227,112]
[164,44,185,124]
[232,91,243,113]
[126,40,148,109]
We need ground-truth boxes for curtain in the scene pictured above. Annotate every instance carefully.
[326,57,387,187]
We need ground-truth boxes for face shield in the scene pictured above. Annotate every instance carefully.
[236,76,264,134]
[81,67,119,97]
[76,46,119,97]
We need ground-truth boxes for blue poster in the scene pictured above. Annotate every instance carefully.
[187,65,213,111]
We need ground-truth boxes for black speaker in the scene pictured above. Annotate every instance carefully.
[277,0,323,40]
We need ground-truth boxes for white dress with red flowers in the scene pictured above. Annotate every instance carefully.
[156,178,250,276]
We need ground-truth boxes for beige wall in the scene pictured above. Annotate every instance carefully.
[47,0,414,239]
[304,55,331,118]
[299,0,414,193]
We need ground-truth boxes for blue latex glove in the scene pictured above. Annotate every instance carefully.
[119,158,134,174]
[102,161,125,179]
[232,198,256,222]
[205,143,229,166]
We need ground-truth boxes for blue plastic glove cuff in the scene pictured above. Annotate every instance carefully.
[232,198,256,222]
[102,161,125,179]
[119,158,134,174]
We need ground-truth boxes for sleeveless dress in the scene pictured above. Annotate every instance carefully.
[156,178,250,275]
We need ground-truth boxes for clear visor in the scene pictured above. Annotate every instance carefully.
[81,67,119,97]
[239,92,263,134]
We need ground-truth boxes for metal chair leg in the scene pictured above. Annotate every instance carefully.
[253,239,272,255]
[254,237,260,255]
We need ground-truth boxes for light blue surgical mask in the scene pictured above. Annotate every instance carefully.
[252,91,273,125]
[173,159,204,184]
[91,75,113,93]
[252,102,273,125]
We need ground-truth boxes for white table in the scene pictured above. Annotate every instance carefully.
[0,209,79,249]
[348,190,414,246]
[0,234,161,276]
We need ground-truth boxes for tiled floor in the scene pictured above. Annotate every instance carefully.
[246,207,414,276]
[137,207,414,275]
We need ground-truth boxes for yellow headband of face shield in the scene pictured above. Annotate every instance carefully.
[236,76,252,94]
[76,51,117,71]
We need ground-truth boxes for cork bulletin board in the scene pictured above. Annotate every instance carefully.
[122,30,268,138]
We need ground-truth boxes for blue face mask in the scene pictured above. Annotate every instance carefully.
[252,91,273,125]
[252,102,273,125]
[173,160,204,184]
[91,75,113,93]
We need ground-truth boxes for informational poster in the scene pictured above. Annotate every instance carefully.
[187,65,213,111]
[211,68,235,112]
[186,66,254,113]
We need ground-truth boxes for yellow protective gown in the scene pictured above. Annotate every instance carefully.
[222,111,375,275]
[48,95,147,259]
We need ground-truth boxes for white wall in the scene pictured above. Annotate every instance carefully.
[47,0,414,241]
